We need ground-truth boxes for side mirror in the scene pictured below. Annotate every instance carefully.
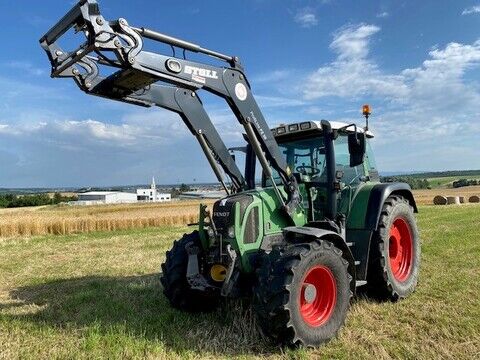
[348,132,366,167]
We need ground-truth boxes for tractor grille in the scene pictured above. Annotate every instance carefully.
[212,194,253,236]
[243,206,260,244]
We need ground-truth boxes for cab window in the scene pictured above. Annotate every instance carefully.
[264,137,326,186]
[365,140,379,178]
[334,135,365,186]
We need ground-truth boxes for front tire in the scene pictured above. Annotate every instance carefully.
[253,240,352,347]
[367,195,421,300]
[160,231,220,312]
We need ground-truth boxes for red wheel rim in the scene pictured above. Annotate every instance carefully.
[299,265,337,327]
[388,218,413,282]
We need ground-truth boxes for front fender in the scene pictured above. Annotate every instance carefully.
[283,226,356,293]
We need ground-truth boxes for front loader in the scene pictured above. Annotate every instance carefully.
[40,0,421,347]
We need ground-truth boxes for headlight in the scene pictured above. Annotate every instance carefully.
[227,226,235,238]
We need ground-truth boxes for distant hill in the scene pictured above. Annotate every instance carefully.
[392,170,480,179]
[381,170,480,190]
[2,171,479,194]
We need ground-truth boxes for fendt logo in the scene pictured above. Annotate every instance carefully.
[184,65,218,84]
[213,212,229,217]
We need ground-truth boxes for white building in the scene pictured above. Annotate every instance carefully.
[136,177,172,202]
[77,191,137,205]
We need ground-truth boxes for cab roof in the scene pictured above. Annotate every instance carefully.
[271,120,374,139]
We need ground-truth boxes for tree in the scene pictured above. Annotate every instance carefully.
[53,192,63,204]
[179,183,191,192]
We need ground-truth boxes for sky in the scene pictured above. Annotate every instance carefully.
[0,0,479,187]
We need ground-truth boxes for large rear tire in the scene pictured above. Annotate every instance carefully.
[160,231,220,312]
[367,195,420,300]
[253,240,352,347]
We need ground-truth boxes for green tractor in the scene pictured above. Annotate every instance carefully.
[161,118,420,346]
[41,0,420,347]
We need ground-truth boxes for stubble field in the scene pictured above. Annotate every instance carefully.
[0,201,213,239]
[0,203,479,359]
[1,186,479,240]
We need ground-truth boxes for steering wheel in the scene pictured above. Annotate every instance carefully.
[296,165,321,176]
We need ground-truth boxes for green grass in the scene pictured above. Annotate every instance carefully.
[427,175,480,188]
[1,206,479,359]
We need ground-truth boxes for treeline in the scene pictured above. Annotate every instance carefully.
[170,184,192,198]
[381,177,430,190]
[398,170,480,179]
[452,179,479,188]
[0,193,77,208]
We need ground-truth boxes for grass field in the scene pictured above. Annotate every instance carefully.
[426,175,480,188]
[0,204,479,359]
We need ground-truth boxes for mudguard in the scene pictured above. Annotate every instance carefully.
[283,226,356,292]
[365,182,418,231]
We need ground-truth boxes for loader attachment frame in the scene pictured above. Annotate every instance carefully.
[39,0,301,218]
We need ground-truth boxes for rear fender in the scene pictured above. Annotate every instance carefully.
[283,226,356,293]
[365,183,418,231]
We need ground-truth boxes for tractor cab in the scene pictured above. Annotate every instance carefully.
[267,121,379,221]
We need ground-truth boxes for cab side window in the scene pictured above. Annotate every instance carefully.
[365,140,380,180]
[334,135,365,186]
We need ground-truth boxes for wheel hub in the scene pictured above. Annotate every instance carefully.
[303,284,317,303]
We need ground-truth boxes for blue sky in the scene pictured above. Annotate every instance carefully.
[0,0,479,187]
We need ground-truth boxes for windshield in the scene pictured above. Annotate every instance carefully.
[263,134,367,187]
[265,136,326,186]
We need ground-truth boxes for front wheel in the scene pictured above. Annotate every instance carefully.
[367,195,421,300]
[160,231,220,312]
[253,240,352,347]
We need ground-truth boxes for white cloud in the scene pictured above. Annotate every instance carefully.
[400,40,480,112]
[303,24,409,99]
[0,108,190,152]
[462,6,480,15]
[301,24,480,171]
[376,11,389,18]
[294,8,318,28]
[0,113,217,187]
[303,24,480,105]
[0,102,257,185]
[330,24,380,60]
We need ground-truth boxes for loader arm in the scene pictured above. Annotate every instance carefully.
[39,0,301,217]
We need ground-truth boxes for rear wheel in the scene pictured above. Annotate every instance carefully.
[160,231,220,312]
[253,240,352,347]
[367,195,420,300]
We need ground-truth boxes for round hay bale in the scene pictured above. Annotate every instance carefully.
[433,195,447,205]
[446,196,460,205]
[469,195,480,203]
[459,196,466,204]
